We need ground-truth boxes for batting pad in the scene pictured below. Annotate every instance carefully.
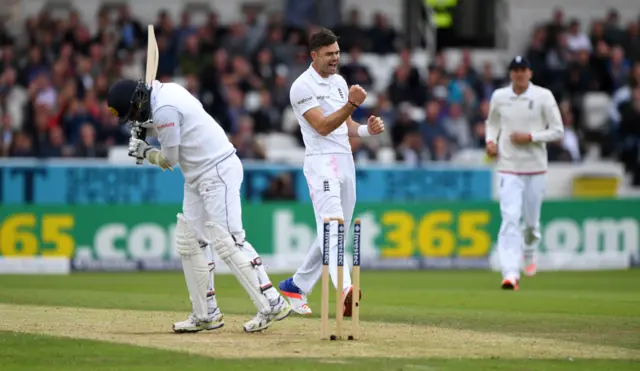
[176,214,210,320]
[205,221,270,312]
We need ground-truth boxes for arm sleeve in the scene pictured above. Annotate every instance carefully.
[485,93,500,144]
[290,82,320,116]
[161,145,179,166]
[532,91,564,143]
[153,106,182,148]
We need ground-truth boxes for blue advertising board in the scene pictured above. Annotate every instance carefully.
[0,160,492,204]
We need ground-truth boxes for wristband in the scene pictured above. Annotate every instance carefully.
[349,100,359,108]
[357,125,371,137]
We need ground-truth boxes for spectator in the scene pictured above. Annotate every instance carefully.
[229,55,263,93]
[471,99,490,148]
[178,34,205,76]
[591,41,614,93]
[460,49,480,88]
[224,84,248,134]
[1,113,13,155]
[368,13,397,55]
[391,103,419,147]
[526,27,549,86]
[232,115,265,159]
[337,9,368,53]
[544,8,566,50]
[262,25,294,65]
[566,19,592,53]
[9,131,35,157]
[559,108,582,162]
[341,46,373,91]
[176,11,196,51]
[0,45,18,73]
[253,48,278,89]
[545,31,572,94]
[350,137,376,164]
[75,123,106,158]
[223,22,249,57]
[396,130,430,165]
[421,101,449,154]
[590,20,608,47]
[271,71,290,112]
[604,9,626,47]
[624,21,640,62]
[157,35,178,79]
[117,5,144,50]
[252,89,280,133]
[608,46,631,93]
[566,49,598,94]
[0,67,27,128]
[442,102,472,150]
[431,136,452,161]
[40,125,70,158]
[448,65,472,105]
[387,65,423,106]
[474,62,501,101]
[619,87,640,185]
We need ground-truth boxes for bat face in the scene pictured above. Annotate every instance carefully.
[146,25,159,88]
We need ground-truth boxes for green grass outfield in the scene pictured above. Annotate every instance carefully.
[0,270,639,370]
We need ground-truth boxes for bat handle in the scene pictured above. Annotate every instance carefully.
[130,125,144,165]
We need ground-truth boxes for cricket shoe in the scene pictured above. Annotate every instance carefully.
[279,277,312,315]
[501,276,519,291]
[523,252,537,277]
[243,296,292,333]
[172,308,224,333]
[524,262,537,277]
[342,285,362,317]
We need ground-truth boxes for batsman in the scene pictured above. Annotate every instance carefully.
[106,76,292,333]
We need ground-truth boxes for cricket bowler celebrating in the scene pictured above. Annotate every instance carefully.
[279,28,385,315]
[485,56,564,290]
[106,78,292,333]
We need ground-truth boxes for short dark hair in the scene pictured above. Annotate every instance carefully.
[309,28,338,52]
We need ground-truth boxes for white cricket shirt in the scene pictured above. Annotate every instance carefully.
[486,83,564,174]
[289,64,351,155]
[150,80,235,184]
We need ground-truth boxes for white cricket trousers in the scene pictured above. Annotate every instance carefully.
[181,153,278,311]
[497,172,546,279]
[293,153,357,294]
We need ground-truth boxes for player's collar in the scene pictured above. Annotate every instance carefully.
[308,64,331,85]
[509,82,533,98]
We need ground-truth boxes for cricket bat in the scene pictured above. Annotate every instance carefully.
[132,25,159,165]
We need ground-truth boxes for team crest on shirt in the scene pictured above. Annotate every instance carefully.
[108,107,119,117]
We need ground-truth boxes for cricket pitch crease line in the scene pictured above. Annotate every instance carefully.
[0,304,638,360]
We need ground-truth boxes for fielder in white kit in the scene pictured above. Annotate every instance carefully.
[279,28,385,315]
[106,78,291,333]
[485,56,564,290]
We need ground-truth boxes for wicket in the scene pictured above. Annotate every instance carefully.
[321,217,361,341]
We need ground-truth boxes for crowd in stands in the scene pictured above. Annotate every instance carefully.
[0,5,639,179]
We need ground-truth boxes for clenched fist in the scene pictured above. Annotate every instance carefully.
[348,84,367,106]
[367,115,385,135]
